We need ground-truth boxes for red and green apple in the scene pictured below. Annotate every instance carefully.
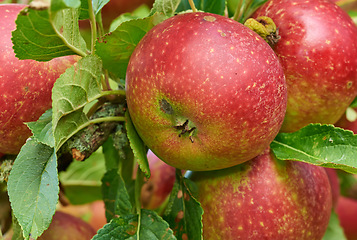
[126,12,287,171]
[254,0,357,132]
[0,4,79,154]
[189,148,332,239]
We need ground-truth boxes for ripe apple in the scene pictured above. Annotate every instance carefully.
[5,211,97,240]
[335,108,357,133]
[141,150,176,210]
[325,167,340,208]
[336,196,357,240]
[59,200,107,231]
[254,0,357,132]
[189,148,332,239]
[0,4,79,154]
[126,12,287,171]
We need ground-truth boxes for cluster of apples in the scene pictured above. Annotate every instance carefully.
[0,0,357,238]
[125,0,357,239]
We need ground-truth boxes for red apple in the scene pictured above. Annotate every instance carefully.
[254,0,357,132]
[141,150,176,210]
[0,4,79,154]
[38,211,97,240]
[336,196,357,240]
[335,108,357,133]
[5,211,97,240]
[189,148,332,239]
[59,200,107,231]
[325,167,340,208]
[126,12,287,171]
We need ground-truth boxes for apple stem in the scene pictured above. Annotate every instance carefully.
[88,0,97,53]
[188,0,198,12]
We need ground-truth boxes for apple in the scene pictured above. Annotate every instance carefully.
[189,148,332,239]
[0,4,79,154]
[126,12,287,171]
[336,196,357,240]
[141,150,176,210]
[335,108,357,133]
[59,200,107,231]
[5,211,97,240]
[254,0,357,132]
[325,167,340,208]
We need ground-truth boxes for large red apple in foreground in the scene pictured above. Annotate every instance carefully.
[141,150,176,210]
[126,12,287,171]
[254,0,357,132]
[0,4,79,154]
[189,148,332,239]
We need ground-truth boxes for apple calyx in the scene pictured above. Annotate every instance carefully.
[159,99,197,143]
[173,119,196,143]
[244,16,280,47]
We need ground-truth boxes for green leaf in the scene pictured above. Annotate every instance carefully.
[322,210,347,240]
[11,214,24,240]
[51,0,81,12]
[12,6,86,61]
[203,0,226,15]
[176,0,200,13]
[164,171,203,240]
[125,112,150,179]
[337,170,357,197]
[176,0,225,15]
[80,0,110,20]
[95,16,157,80]
[150,0,181,17]
[59,150,106,205]
[52,55,102,150]
[109,5,151,32]
[92,214,137,239]
[102,137,121,170]
[26,109,54,148]
[270,124,357,174]
[7,140,59,240]
[92,209,176,239]
[102,169,133,222]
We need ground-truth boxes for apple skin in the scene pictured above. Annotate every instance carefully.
[38,211,97,240]
[58,200,107,231]
[126,12,287,171]
[189,148,332,239]
[0,4,79,154]
[254,0,357,132]
[325,167,340,208]
[141,150,176,210]
[335,108,357,133]
[336,196,357,240]
[5,211,97,240]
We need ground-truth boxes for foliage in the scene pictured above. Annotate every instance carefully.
[1,0,356,239]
